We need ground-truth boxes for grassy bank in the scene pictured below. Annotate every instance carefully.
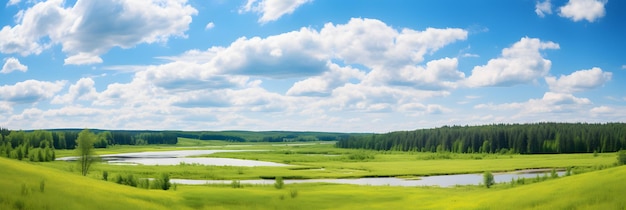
[2,156,625,209]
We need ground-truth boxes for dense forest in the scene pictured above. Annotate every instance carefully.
[0,128,178,162]
[175,130,351,142]
[336,123,626,154]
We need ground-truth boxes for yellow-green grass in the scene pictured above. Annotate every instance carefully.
[48,141,618,180]
[3,156,625,209]
[200,147,617,178]
[53,138,329,158]
[0,157,185,210]
[175,166,626,209]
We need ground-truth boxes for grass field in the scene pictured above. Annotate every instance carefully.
[44,141,617,180]
[2,140,625,209]
[1,156,625,209]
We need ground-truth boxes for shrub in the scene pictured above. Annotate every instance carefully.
[231,180,242,188]
[618,150,626,165]
[289,189,298,198]
[39,179,45,193]
[565,167,572,176]
[483,171,494,188]
[274,177,284,189]
[21,183,28,196]
[138,178,150,189]
[550,169,558,178]
[159,173,171,190]
[102,171,108,181]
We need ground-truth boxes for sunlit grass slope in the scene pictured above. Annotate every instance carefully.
[473,165,626,210]
[176,166,626,209]
[0,157,185,210]
[2,155,624,209]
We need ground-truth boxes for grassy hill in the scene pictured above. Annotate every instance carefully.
[1,156,624,209]
[0,157,181,210]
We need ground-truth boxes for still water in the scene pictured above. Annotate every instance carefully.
[170,170,566,187]
[56,150,290,167]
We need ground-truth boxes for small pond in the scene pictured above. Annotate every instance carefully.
[170,170,566,187]
[56,150,290,167]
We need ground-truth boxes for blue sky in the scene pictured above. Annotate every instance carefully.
[0,0,624,132]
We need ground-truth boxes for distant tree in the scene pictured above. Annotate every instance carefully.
[618,150,626,165]
[159,173,171,190]
[76,129,97,176]
[274,177,284,189]
[483,171,494,188]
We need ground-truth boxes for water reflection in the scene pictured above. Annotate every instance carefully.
[56,150,290,167]
[171,171,566,187]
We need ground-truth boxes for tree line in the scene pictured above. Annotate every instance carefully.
[0,128,178,162]
[336,123,626,154]
[0,129,55,161]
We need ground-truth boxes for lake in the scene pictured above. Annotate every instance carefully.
[56,150,290,167]
[170,170,566,187]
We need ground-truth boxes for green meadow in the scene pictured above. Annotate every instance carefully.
[2,138,625,209]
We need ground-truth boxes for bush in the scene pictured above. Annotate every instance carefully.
[618,150,626,165]
[565,167,572,176]
[39,179,45,193]
[274,177,284,189]
[159,173,171,190]
[102,171,108,181]
[231,180,243,188]
[138,178,150,189]
[483,171,494,188]
[289,189,298,198]
[348,150,375,161]
[550,169,558,178]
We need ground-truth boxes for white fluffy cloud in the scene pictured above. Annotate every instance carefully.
[535,0,553,17]
[0,80,66,104]
[465,37,559,87]
[205,22,215,30]
[0,0,198,65]
[287,62,365,96]
[51,78,98,104]
[321,19,468,68]
[1,57,28,73]
[559,0,606,22]
[240,0,312,23]
[545,67,612,93]
[475,92,591,117]
[364,57,465,90]
[91,18,467,120]
[6,0,20,7]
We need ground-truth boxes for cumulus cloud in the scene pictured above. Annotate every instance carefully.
[0,0,198,65]
[0,80,66,104]
[545,67,612,93]
[51,78,98,104]
[240,0,312,23]
[287,62,366,96]
[365,57,465,90]
[559,0,606,22]
[209,28,328,78]
[94,18,467,118]
[205,22,215,30]
[321,19,468,68]
[535,0,553,17]
[6,0,20,6]
[475,92,591,115]
[3,18,469,131]
[465,37,559,87]
[1,57,28,73]
[160,18,466,81]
